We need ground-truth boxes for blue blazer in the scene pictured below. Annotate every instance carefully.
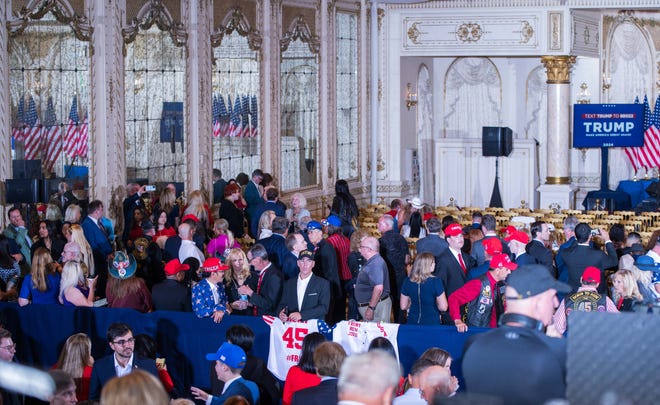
[210,377,257,405]
[89,354,158,400]
[81,216,112,256]
[416,234,449,257]
[244,181,263,220]
[258,234,290,270]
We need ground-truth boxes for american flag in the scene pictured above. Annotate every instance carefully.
[12,97,25,142]
[42,96,62,172]
[636,96,660,169]
[63,95,80,158]
[212,94,221,137]
[241,94,250,137]
[250,94,258,137]
[24,96,43,160]
[77,112,89,159]
[218,94,229,137]
[230,95,242,137]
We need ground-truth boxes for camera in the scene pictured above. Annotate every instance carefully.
[590,229,599,237]
[145,185,156,192]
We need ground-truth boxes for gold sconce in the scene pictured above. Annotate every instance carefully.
[405,82,418,110]
[602,74,611,92]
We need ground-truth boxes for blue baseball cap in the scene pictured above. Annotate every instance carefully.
[322,215,342,227]
[306,221,323,231]
[206,343,246,368]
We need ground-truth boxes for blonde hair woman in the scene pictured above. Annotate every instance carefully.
[225,248,256,315]
[258,210,276,239]
[183,189,212,230]
[64,204,82,224]
[612,269,643,312]
[59,261,95,307]
[100,370,169,405]
[399,252,448,325]
[69,224,94,276]
[18,247,61,306]
[55,333,94,401]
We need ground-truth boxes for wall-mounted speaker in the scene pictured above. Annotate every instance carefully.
[482,127,513,157]
[6,179,41,204]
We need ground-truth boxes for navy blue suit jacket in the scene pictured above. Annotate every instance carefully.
[210,377,255,405]
[278,274,330,321]
[89,354,158,400]
[258,234,290,270]
[291,378,338,405]
[416,234,449,257]
[81,216,112,256]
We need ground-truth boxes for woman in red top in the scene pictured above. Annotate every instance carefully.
[54,333,94,401]
[282,332,326,405]
[153,208,177,239]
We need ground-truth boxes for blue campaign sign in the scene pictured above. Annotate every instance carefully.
[573,104,644,148]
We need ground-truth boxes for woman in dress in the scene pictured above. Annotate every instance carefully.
[207,219,240,260]
[219,183,245,238]
[400,252,448,325]
[0,235,20,301]
[225,248,255,316]
[285,192,311,232]
[282,332,325,405]
[612,269,643,312]
[55,333,94,401]
[18,247,61,306]
[59,261,96,307]
[31,220,65,262]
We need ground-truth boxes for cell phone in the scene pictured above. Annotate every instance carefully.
[156,358,165,367]
[145,185,156,192]
[591,229,599,237]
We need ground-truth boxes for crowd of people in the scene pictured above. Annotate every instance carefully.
[1,170,660,404]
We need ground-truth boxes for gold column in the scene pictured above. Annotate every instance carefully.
[541,55,576,185]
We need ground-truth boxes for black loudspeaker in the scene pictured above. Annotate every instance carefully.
[6,179,41,204]
[482,127,513,157]
[12,159,42,179]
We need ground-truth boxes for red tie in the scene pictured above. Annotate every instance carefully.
[458,253,466,274]
[253,271,265,316]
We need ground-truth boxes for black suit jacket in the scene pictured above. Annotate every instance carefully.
[558,242,618,293]
[313,239,341,294]
[89,354,159,400]
[526,240,555,276]
[278,274,330,321]
[152,278,192,312]
[435,248,475,297]
[251,264,284,316]
[259,234,289,270]
[291,378,338,405]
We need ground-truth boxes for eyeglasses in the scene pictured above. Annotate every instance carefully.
[112,338,135,346]
[359,245,372,251]
[0,343,16,351]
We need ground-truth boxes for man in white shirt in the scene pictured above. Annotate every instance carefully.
[337,350,401,405]
[278,249,331,322]
[178,222,204,266]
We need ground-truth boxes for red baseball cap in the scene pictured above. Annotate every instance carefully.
[181,214,200,223]
[581,266,601,284]
[164,259,190,276]
[444,223,463,237]
[490,253,517,270]
[505,230,530,245]
[202,257,229,273]
[483,238,502,255]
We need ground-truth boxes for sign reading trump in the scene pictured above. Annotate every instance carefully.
[573,104,644,148]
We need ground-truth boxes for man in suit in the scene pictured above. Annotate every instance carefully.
[212,168,227,204]
[192,258,229,321]
[81,200,113,297]
[435,223,475,324]
[89,323,159,400]
[525,221,555,277]
[555,215,578,284]
[259,217,290,269]
[244,169,264,235]
[307,220,342,324]
[416,216,448,258]
[251,187,286,237]
[282,232,307,279]
[377,214,409,323]
[278,249,331,322]
[191,343,260,405]
[292,342,347,405]
[506,230,535,265]
[557,222,618,293]
[152,259,192,312]
[470,214,511,266]
[49,181,79,212]
[238,244,284,316]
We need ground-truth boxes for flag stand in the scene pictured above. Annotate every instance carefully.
[488,157,503,208]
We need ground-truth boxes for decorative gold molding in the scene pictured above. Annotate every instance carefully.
[407,22,421,44]
[8,0,93,41]
[123,0,188,47]
[377,8,385,31]
[541,55,576,84]
[546,176,571,185]
[520,20,534,44]
[211,6,262,50]
[377,79,382,102]
[280,14,320,54]
[455,22,483,43]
